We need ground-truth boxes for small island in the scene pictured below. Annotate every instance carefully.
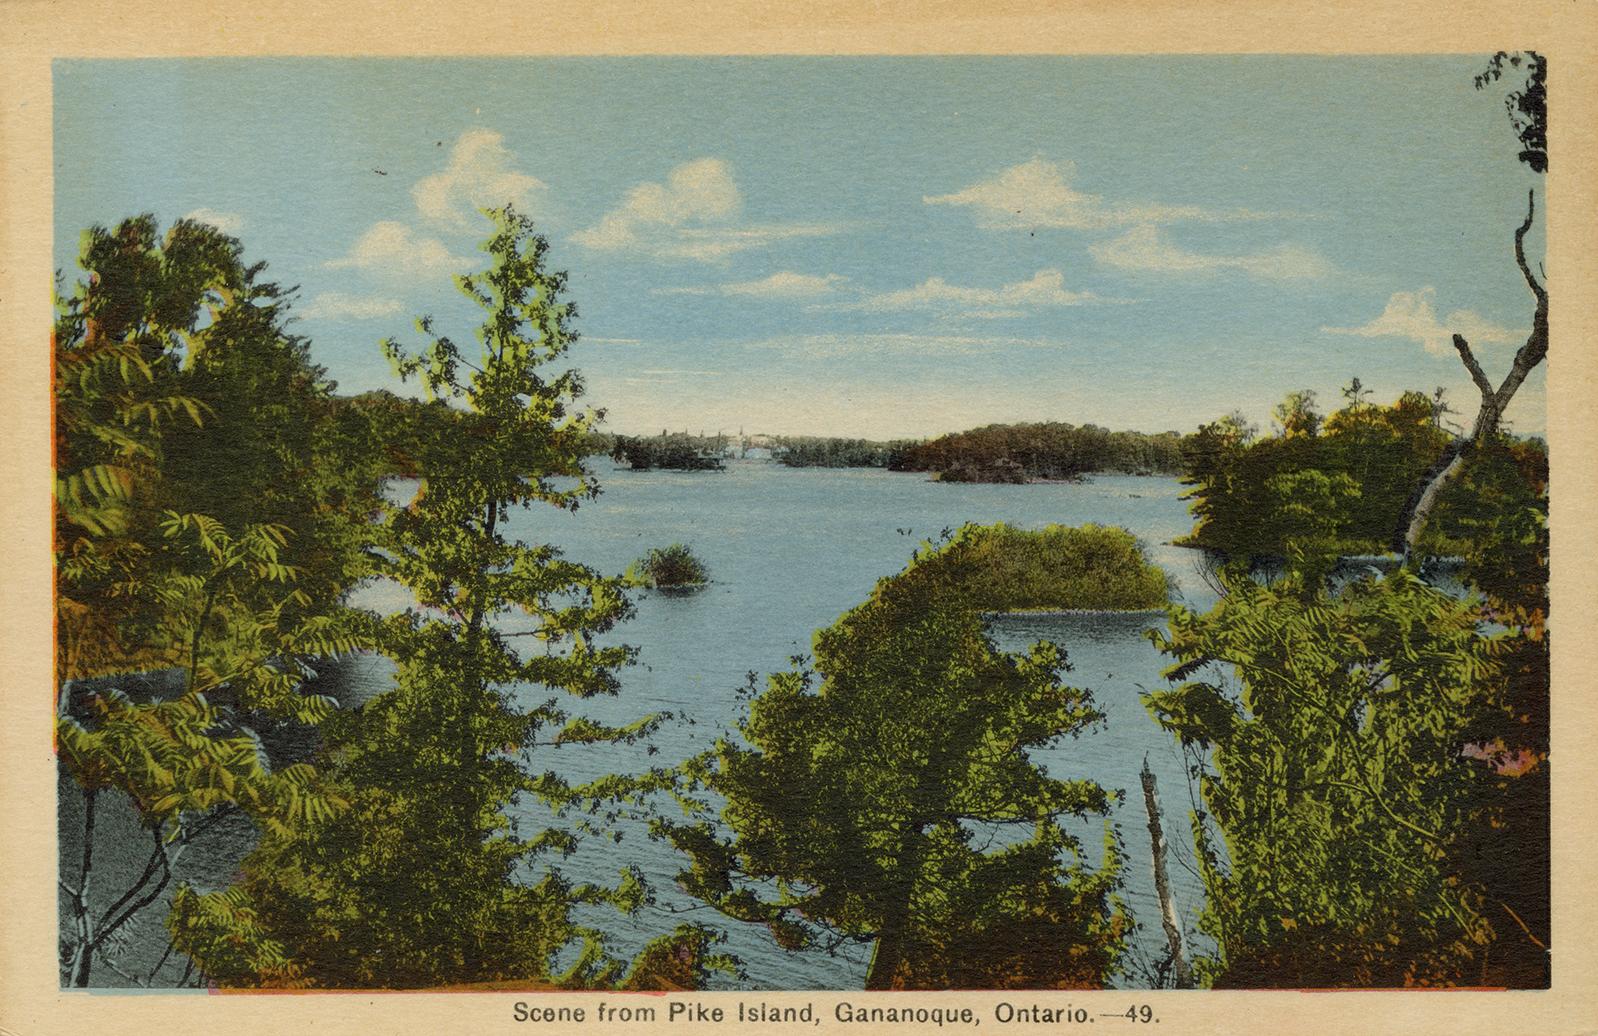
[610,433,726,471]
[919,522,1171,612]
[624,543,711,589]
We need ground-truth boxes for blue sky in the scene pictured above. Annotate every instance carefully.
[54,57,1545,439]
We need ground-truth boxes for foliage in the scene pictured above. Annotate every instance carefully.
[53,215,377,987]
[54,216,385,683]
[185,206,674,989]
[1475,52,1546,172]
[1449,439,1549,985]
[772,435,916,468]
[941,523,1169,612]
[611,433,725,471]
[664,528,1127,990]
[1145,566,1545,987]
[625,543,710,588]
[330,389,461,479]
[1179,383,1543,561]
[621,924,741,991]
[891,421,1187,483]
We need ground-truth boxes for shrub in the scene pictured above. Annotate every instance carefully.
[627,544,709,588]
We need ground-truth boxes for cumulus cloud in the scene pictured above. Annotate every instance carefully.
[183,208,246,234]
[926,158,1292,231]
[834,269,1113,316]
[573,158,838,262]
[298,292,405,320]
[325,221,473,278]
[1089,224,1330,280]
[413,129,546,227]
[654,271,848,298]
[1322,288,1523,355]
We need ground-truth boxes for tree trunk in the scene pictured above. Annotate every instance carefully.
[865,829,923,990]
[1395,188,1547,560]
[1140,759,1193,989]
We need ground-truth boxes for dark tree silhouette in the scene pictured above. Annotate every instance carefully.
[1474,51,1547,172]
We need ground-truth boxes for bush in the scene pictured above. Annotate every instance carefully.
[626,544,710,588]
[929,523,1169,611]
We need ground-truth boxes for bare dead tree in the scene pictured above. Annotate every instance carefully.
[1394,188,1547,561]
[1140,756,1194,989]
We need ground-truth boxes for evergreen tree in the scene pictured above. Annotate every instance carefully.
[180,206,678,988]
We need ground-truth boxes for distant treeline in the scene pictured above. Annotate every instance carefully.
[771,436,918,468]
[609,432,725,471]
[890,422,1188,482]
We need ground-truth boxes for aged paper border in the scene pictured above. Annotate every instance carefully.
[4,2,1596,1033]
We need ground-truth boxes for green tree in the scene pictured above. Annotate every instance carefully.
[53,216,372,987]
[181,206,680,988]
[1177,386,1537,561]
[666,528,1126,990]
[1146,568,1541,986]
[1271,389,1322,439]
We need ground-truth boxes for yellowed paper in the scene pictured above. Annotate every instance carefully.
[5,2,1597,1033]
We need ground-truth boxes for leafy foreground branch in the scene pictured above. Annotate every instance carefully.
[1146,557,1547,987]
[53,215,380,987]
[662,528,1128,990]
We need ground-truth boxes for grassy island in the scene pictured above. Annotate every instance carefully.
[922,523,1170,612]
[625,543,711,589]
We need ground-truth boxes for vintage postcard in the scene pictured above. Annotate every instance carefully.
[4,2,1597,1034]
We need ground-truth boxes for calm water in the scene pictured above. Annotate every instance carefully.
[62,461,1220,989]
[430,460,1221,989]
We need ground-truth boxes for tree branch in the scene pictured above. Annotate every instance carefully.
[91,827,173,951]
[1500,899,1549,951]
[1514,188,1546,304]
[1396,186,1545,560]
[1320,779,1443,844]
[1452,335,1495,401]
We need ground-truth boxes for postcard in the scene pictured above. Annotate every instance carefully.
[4,3,1597,1034]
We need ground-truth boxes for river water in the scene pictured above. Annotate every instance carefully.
[62,460,1220,989]
[416,460,1221,989]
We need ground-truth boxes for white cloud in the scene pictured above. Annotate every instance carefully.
[1089,224,1330,280]
[299,292,405,320]
[1322,288,1523,355]
[654,271,848,298]
[412,129,546,227]
[926,158,1293,231]
[834,269,1112,316]
[183,208,245,234]
[325,221,473,278]
[573,158,839,262]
